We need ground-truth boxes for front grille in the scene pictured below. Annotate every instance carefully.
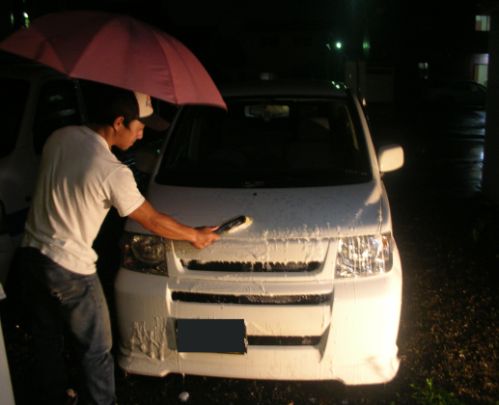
[248,335,321,345]
[171,292,333,305]
[183,260,321,273]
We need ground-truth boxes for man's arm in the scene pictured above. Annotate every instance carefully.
[128,200,219,249]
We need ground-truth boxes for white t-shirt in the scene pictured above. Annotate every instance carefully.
[22,125,145,275]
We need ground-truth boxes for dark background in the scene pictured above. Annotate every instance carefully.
[0,0,493,95]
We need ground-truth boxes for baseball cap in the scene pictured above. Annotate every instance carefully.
[134,91,169,131]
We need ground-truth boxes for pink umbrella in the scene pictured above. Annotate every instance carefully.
[0,10,226,109]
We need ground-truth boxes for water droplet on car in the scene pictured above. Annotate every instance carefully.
[179,391,190,402]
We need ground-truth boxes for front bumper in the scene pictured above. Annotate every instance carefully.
[114,246,402,385]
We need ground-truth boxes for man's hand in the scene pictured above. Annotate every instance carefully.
[129,201,220,248]
[192,226,220,249]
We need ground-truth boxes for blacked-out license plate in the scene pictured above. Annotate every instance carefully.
[175,319,247,354]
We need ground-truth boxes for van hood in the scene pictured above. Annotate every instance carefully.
[130,180,391,240]
[127,180,392,265]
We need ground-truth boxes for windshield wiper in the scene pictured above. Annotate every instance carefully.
[241,180,266,188]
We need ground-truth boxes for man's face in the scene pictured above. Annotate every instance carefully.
[115,119,145,150]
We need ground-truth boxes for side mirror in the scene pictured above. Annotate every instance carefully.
[378,144,404,173]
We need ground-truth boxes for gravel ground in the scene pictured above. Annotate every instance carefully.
[2,105,498,405]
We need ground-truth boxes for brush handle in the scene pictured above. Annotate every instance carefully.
[215,215,247,234]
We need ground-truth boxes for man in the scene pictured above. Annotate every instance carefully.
[19,84,219,405]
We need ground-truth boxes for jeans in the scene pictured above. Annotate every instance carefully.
[20,247,115,405]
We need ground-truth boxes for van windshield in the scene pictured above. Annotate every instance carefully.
[156,97,372,188]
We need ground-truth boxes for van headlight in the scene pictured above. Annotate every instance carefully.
[335,233,393,278]
[121,232,168,276]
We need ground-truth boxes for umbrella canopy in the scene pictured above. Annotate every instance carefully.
[0,11,226,109]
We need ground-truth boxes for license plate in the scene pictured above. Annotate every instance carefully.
[175,319,247,354]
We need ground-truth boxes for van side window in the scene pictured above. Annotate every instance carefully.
[33,79,82,154]
[0,78,30,158]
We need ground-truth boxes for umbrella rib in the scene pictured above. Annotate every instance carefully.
[35,27,67,72]
[151,31,176,104]
[67,20,110,74]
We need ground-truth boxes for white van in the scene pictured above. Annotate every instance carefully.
[115,80,404,385]
[0,60,85,282]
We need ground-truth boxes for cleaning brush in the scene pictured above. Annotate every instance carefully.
[215,215,253,234]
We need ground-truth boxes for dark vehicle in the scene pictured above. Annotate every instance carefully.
[423,80,487,109]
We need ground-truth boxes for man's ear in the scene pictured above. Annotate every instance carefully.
[113,116,125,130]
